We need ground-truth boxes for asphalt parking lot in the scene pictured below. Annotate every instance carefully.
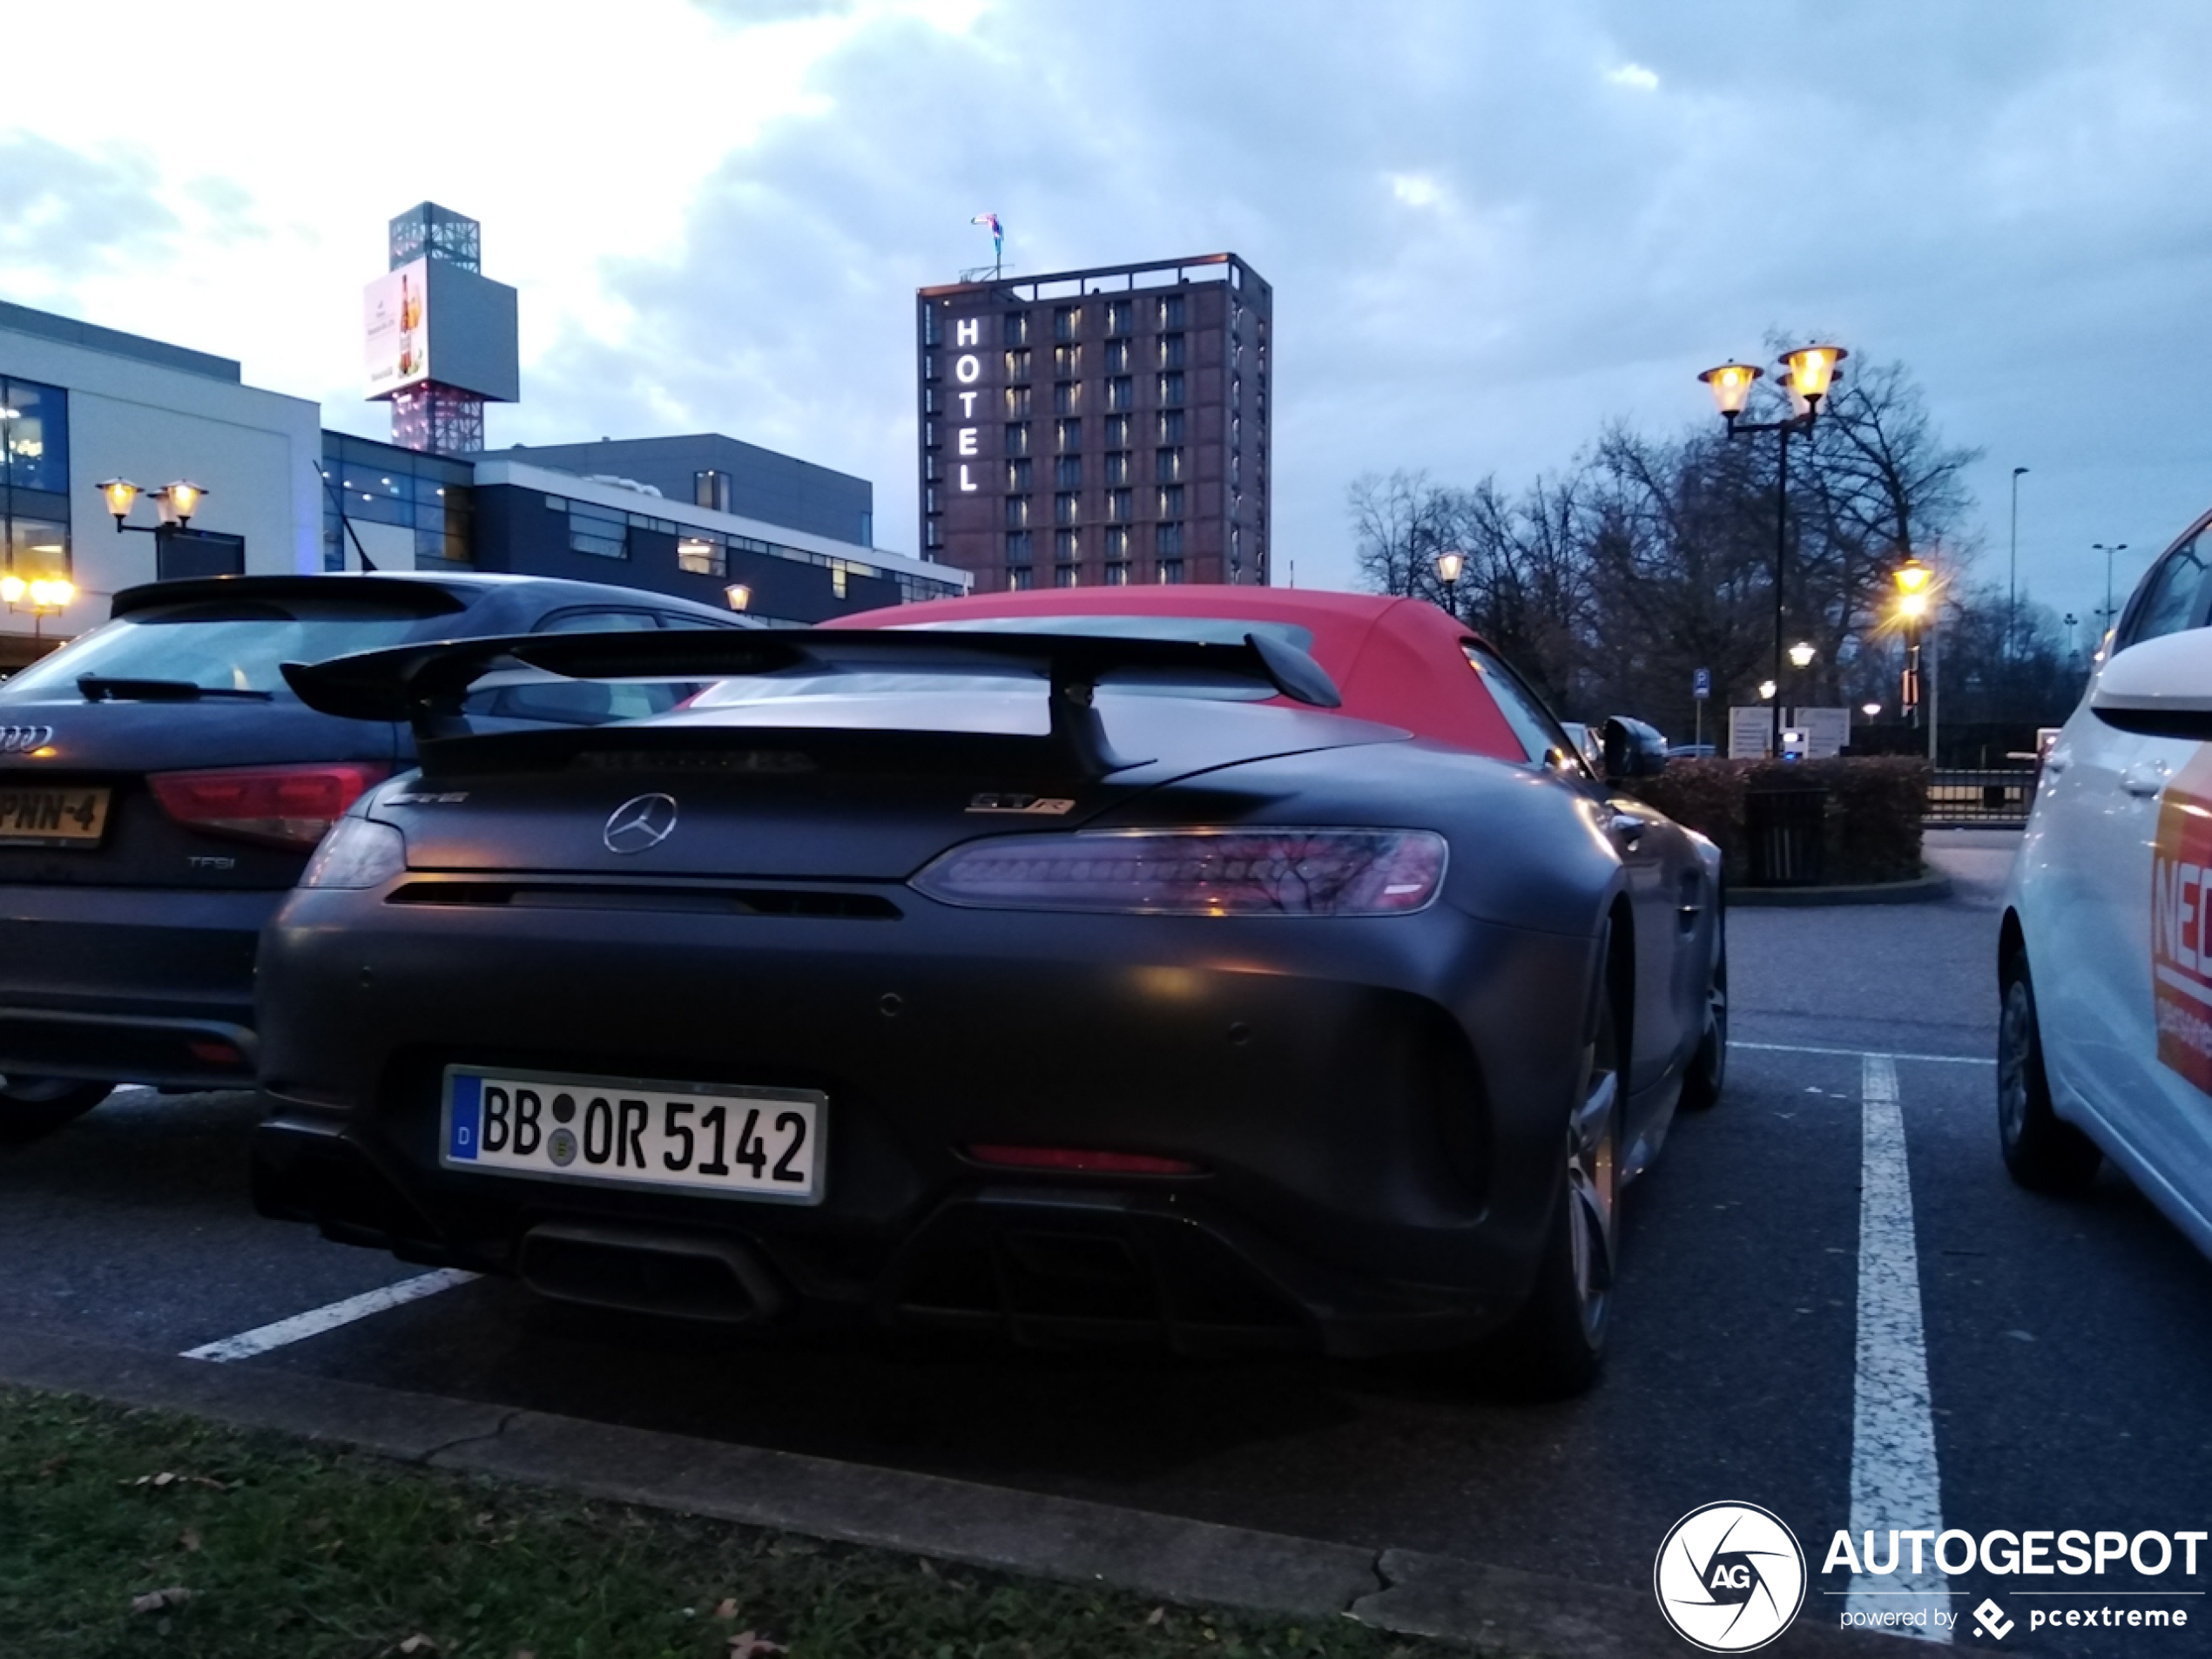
[5,828,2209,1656]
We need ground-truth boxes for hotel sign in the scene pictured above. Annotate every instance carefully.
[951,317,983,494]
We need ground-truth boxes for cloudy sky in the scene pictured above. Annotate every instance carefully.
[3,0,2206,628]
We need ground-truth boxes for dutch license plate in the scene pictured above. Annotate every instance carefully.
[0,786,109,846]
[441,1067,825,1204]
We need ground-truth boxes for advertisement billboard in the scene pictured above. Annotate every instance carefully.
[364,259,431,400]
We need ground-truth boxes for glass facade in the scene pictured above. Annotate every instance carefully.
[321,433,473,570]
[0,376,70,582]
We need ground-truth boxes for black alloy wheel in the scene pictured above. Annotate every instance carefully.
[0,1076,115,1145]
[1997,948,2101,1196]
[1487,974,1621,1399]
[1679,917,1728,1111]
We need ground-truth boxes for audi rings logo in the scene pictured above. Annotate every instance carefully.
[1655,1501,1807,1652]
[0,725,55,753]
[603,792,679,854]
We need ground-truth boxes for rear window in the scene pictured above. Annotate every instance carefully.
[0,597,435,701]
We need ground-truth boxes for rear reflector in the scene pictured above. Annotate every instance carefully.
[150,763,390,849]
[966,1143,1200,1176]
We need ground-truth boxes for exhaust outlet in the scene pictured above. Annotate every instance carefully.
[517,1223,786,1324]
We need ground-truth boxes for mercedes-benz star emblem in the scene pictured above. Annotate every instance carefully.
[602,792,679,854]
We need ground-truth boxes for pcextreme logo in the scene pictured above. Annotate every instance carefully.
[1655,1501,1808,1652]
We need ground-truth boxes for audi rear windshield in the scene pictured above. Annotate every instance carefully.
[0,596,444,702]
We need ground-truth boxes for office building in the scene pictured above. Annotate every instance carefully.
[915,253,1271,592]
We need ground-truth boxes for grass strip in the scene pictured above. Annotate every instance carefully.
[0,1385,1470,1659]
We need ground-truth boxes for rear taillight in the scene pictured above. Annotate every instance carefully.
[912,827,1448,916]
[149,763,389,849]
[966,1144,1200,1176]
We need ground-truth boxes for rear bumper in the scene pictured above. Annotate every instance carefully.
[254,884,1597,1356]
[0,883,277,1084]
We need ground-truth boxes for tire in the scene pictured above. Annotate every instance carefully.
[1679,916,1727,1112]
[1997,950,2101,1196]
[1487,982,1621,1399]
[0,1076,115,1145]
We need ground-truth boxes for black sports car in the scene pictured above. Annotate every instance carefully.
[0,571,750,1140]
[252,587,1724,1393]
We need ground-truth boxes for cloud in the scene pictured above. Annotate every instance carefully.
[1388,173,1446,209]
[1606,62,1660,91]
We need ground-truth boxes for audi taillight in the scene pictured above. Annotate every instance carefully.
[912,828,1447,916]
[149,763,389,849]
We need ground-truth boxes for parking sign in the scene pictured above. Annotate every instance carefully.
[1693,667,1711,700]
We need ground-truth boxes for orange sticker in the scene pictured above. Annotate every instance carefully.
[2153,750,2212,1094]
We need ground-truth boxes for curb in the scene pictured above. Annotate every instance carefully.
[1728,872,1953,908]
[0,1324,1890,1656]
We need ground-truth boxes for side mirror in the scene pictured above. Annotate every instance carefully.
[2090,631,2212,741]
[1602,715,1669,779]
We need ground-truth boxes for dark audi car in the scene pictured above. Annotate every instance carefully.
[253,588,1724,1393]
[0,571,749,1140]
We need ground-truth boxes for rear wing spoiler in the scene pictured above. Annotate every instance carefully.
[280,626,1343,775]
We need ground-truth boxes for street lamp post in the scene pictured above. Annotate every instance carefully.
[0,577,75,644]
[1433,548,1465,620]
[1698,345,1848,758]
[1895,556,1934,758]
[2091,543,2128,649]
[2007,466,2028,659]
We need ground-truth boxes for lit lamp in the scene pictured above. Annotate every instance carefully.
[1894,556,1932,621]
[152,481,206,527]
[1894,556,1933,738]
[1862,702,1883,718]
[1788,640,1817,669]
[724,583,752,612]
[99,479,141,525]
[0,575,74,643]
[1758,679,1778,701]
[1697,343,1850,759]
[1433,548,1465,618]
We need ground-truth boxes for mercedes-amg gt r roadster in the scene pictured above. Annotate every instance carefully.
[252,588,1724,1393]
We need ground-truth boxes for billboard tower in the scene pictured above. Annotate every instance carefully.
[363,203,519,454]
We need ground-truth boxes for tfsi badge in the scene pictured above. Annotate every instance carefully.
[1655,1501,1808,1652]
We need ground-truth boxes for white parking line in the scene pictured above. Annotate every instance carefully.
[1733,1041,1993,1066]
[179,1269,478,1363]
[1845,1054,1952,1642]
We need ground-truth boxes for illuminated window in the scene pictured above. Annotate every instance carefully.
[1103,452,1131,486]
[1055,456,1082,489]
[1107,489,1132,523]
[1003,387,1032,418]
[1055,528,1081,561]
[1105,299,1133,336]
[1157,372,1184,407]
[1157,409,1185,443]
[1106,377,1133,412]
[1103,561,1130,586]
[1157,485,1184,517]
[1007,564,1034,590]
[1006,421,1030,455]
[1055,491,1080,525]
[1103,340,1130,374]
[1003,312,1028,346]
[1054,344,1082,376]
[1104,526,1131,559]
[1157,334,1185,369]
[926,517,942,549]
[1055,418,1081,453]
[1004,348,1031,381]
[1104,415,1132,448]
[1054,306,1082,342]
[1055,564,1080,588]
[1157,558,1184,584]
[693,469,731,512]
[1155,448,1184,483]
[1007,458,1033,491]
[1053,381,1081,415]
[1156,293,1185,329]
[1005,496,1031,529]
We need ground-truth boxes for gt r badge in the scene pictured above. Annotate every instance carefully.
[604,792,679,853]
[967,793,1076,815]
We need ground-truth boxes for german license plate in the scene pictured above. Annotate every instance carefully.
[0,786,110,846]
[440,1066,825,1204]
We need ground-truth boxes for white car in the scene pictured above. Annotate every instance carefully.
[2001,522,2212,1260]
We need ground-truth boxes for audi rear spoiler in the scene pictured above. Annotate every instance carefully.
[281,626,1343,776]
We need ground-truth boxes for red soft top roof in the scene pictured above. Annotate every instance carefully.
[838,585,1521,760]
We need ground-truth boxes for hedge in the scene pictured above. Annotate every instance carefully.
[1623,756,1930,887]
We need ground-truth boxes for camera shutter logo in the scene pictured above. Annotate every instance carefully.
[1654,1501,1806,1652]
[603,793,678,854]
